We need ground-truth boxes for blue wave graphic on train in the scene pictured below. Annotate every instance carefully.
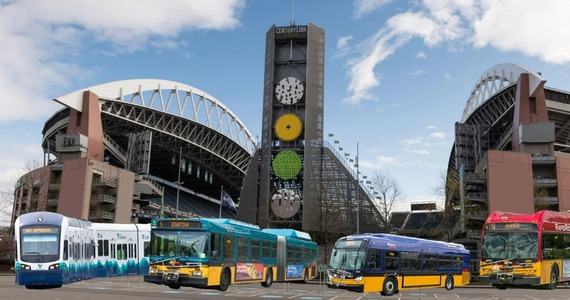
[14,211,150,288]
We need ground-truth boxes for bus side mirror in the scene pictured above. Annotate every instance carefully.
[211,250,219,260]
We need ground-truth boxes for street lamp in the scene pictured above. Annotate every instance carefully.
[175,146,183,220]
[356,142,360,234]
[175,180,184,219]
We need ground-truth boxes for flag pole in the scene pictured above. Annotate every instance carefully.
[219,185,223,218]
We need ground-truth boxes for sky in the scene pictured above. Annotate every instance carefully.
[2,0,570,214]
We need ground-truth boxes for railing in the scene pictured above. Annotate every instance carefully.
[89,211,114,219]
[91,194,116,204]
[93,178,118,187]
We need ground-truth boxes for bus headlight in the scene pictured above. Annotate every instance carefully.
[149,269,157,274]
[20,264,31,270]
[49,263,59,270]
[192,271,202,276]
[354,276,363,282]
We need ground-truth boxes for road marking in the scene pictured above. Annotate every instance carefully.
[260,295,284,298]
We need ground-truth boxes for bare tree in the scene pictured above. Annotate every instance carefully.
[370,170,403,231]
[431,169,462,241]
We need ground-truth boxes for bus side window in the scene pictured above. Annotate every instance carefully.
[366,249,381,270]
[422,254,437,271]
[385,250,399,271]
[210,234,220,260]
[251,240,260,262]
[223,235,235,262]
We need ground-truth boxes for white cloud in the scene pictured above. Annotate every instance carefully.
[403,149,430,155]
[429,131,446,139]
[415,51,427,59]
[342,0,570,105]
[360,155,404,169]
[335,35,354,58]
[473,0,570,64]
[354,0,392,19]
[0,0,245,122]
[426,124,437,129]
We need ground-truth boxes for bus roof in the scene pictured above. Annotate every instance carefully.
[201,218,261,230]
[485,210,570,232]
[339,233,468,254]
[261,229,313,241]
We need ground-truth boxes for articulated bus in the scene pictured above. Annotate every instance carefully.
[143,218,318,291]
[327,233,470,296]
[14,211,150,288]
[480,210,570,289]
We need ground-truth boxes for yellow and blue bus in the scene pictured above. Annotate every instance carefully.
[143,218,318,291]
[327,233,470,296]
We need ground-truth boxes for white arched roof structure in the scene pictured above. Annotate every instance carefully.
[54,79,257,154]
[461,63,546,123]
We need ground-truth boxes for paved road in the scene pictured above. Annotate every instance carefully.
[3,275,570,300]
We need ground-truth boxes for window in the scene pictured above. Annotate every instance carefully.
[452,256,463,270]
[223,235,235,261]
[63,240,68,260]
[422,254,437,271]
[144,241,150,257]
[251,240,260,262]
[400,252,420,271]
[439,255,452,269]
[385,251,399,271]
[287,246,294,264]
[103,240,109,256]
[262,241,271,259]
[238,237,248,261]
[211,234,221,259]
[366,249,382,270]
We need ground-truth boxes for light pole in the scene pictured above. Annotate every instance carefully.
[175,146,182,220]
[356,142,360,235]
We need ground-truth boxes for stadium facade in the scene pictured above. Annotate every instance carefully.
[441,63,570,274]
[11,79,256,226]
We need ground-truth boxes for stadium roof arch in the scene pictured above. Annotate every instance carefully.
[450,63,570,175]
[461,63,546,123]
[45,79,257,197]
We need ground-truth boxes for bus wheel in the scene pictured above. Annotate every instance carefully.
[167,284,180,289]
[262,268,273,288]
[445,275,454,290]
[381,277,398,296]
[219,268,231,291]
[549,267,559,290]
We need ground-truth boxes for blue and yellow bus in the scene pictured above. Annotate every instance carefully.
[327,233,470,296]
[143,218,318,291]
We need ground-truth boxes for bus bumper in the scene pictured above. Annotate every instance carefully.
[479,274,541,286]
[144,274,208,288]
[16,270,64,286]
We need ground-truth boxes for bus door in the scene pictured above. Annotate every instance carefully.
[365,248,382,274]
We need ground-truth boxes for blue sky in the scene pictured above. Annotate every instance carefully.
[2,0,570,213]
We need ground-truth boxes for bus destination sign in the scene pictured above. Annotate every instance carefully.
[157,220,202,229]
[23,227,59,234]
[485,222,537,231]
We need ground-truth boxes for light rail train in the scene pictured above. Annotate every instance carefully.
[14,211,150,288]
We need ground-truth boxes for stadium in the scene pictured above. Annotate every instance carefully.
[11,79,256,225]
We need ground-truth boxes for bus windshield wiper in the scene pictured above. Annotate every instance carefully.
[24,251,45,259]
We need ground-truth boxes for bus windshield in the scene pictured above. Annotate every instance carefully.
[150,230,208,260]
[481,231,538,262]
[329,240,366,270]
[20,226,60,263]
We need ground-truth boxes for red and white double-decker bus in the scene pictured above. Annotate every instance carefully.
[480,210,570,289]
